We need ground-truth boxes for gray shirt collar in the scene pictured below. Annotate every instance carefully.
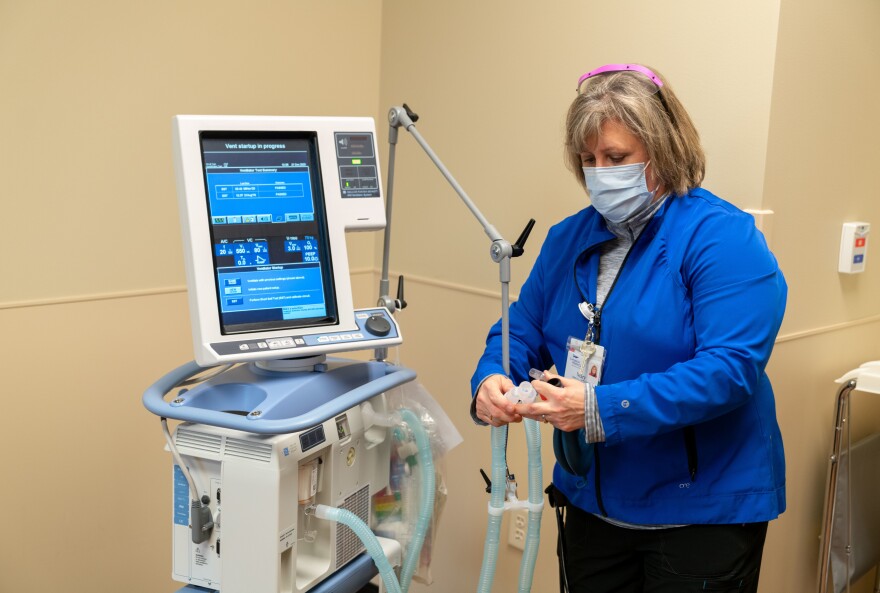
[604,194,668,241]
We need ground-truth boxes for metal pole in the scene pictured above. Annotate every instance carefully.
[384,106,514,376]
[386,107,503,243]
[385,105,525,593]
[378,127,398,309]
[818,380,858,593]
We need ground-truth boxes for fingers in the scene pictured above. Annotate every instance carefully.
[476,374,521,427]
[517,374,585,432]
[516,405,582,431]
[529,372,565,403]
[533,369,567,388]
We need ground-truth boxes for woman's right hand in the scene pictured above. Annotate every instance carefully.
[475,374,521,427]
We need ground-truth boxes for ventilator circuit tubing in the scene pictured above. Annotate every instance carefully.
[314,505,403,593]
[398,408,436,592]
[519,418,543,593]
[477,424,508,593]
[477,419,543,593]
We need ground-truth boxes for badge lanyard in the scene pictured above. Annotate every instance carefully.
[566,232,647,385]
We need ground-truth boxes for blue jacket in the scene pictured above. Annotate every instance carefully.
[471,188,787,525]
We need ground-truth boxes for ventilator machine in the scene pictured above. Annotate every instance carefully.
[143,109,545,593]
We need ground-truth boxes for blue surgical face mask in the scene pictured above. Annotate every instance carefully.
[582,162,655,223]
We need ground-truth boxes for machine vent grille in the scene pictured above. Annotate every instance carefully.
[224,438,273,462]
[336,485,370,566]
[175,429,222,454]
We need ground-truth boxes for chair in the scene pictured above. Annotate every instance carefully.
[818,362,880,593]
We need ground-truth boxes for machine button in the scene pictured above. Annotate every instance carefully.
[268,338,295,349]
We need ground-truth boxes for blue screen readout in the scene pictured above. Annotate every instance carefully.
[205,171,315,223]
[218,265,327,319]
[216,240,270,266]
[200,134,335,331]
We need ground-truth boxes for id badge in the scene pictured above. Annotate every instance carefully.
[564,336,606,386]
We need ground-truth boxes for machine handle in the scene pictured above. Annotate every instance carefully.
[143,361,417,434]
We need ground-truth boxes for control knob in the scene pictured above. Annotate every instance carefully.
[364,314,392,337]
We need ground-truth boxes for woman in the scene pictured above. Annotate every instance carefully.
[470,64,786,592]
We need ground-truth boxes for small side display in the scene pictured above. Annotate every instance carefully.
[199,132,338,335]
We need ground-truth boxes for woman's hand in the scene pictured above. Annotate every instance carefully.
[475,374,521,427]
[516,371,586,432]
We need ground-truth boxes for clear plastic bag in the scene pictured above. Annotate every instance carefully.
[372,381,461,585]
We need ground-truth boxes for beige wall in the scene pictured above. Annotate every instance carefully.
[0,2,383,592]
[764,0,880,334]
[756,0,880,590]
[378,0,781,294]
[0,0,382,306]
[1,1,879,592]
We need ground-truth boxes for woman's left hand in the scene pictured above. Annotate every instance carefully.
[516,371,587,432]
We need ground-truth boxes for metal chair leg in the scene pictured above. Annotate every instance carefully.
[818,380,857,593]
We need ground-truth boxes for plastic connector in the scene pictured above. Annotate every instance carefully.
[361,401,402,428]
[529,368,563,387]
[190,498,215,544]
[504,381,537,404]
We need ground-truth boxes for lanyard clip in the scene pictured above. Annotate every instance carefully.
[578,301,595,323]
[579,301,600,342]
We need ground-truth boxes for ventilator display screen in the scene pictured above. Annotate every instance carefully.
[199,131,338,335]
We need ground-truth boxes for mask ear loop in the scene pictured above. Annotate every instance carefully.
[643,160,661,199]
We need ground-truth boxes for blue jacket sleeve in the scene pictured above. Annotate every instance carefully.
[596,206,787,445]
[470,240,555,396]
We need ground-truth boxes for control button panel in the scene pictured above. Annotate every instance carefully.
[211,308,400,358]
[839,221,870,274]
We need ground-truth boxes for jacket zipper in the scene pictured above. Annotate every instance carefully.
[572,216,698,518]
[572,228,648,518]
[587,244,636,342]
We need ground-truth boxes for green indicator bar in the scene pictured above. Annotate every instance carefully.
[351,159,362,165]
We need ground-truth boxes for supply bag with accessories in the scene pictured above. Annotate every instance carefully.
[371,381,461,585]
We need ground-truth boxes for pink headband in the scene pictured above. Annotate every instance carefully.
[577,64,664,91]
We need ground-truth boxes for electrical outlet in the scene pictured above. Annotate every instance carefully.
[508,510,528,551]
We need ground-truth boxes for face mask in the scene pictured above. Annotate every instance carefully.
[582,162,654,223]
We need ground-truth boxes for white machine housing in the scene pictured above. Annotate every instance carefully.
[173,115,398,366]
[170,395,392,592]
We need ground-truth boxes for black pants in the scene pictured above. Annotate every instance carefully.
[563,506,768,593]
